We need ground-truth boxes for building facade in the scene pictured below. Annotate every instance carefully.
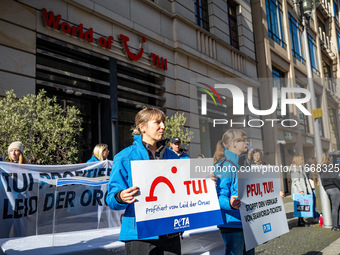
[252,0,340,192]
[0,0,261,162]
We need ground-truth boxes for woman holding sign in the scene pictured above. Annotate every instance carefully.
[106,106,180,255]
[213,129,254,255]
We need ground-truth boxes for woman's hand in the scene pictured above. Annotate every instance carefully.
[280,191,285,198]
[211,174,217,187]
[230,195,241,209]
[120,186,139,203]
[299,191,304,195]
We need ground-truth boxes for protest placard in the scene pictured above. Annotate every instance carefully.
[131,158,223,239]
[0,161,122,238]
[293,194,313,218]
[238,165,289,251]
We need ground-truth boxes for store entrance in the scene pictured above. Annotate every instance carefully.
[37,85,113,162]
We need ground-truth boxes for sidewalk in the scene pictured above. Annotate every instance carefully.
[255,196,340,255]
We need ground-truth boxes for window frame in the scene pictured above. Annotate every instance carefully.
[289,13,305,63]
[308,34,319,75]
[228,0,239,49]
[266,0,286,48]
[195,0,210,31]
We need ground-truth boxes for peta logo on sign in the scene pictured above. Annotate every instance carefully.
[174,217,190,229]
[262,223,272,233]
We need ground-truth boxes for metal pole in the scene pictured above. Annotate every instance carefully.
[301,14,332,228]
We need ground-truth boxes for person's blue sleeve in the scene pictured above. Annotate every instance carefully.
[106,156,130,211]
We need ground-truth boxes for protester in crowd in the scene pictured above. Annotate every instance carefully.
[213,128,254,255]
[87,143,114,228]
[319,153,340,231]
[3,142,27,238]
[87,143,109,162]
[249,148,266,165]
[305,157,320,222]
[8,141,27,164]
[170,137,190,159]
[106,106,180,255]
[290,155,312,227]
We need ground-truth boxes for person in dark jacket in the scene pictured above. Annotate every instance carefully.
[320,153,340,231]
[170,137,190,159]
[106,106,180,254]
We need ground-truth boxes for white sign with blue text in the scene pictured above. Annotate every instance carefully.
[131,158,223,239]
[238,166,289,251]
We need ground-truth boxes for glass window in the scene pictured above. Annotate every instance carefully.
[334,1,338,21]
[308,34,319,75]
[272,67,287,117]
[337,30,340,55]
[266,0,286,48]
[228,0,239,49]
[289,13,304,63]
[323,61,336,92]
[195,0,209,31]
[296,83,310,133]
[329,107,340,148]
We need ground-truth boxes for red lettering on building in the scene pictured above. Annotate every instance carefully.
[42,8,167,70]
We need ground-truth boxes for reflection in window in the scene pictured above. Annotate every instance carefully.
[289,14,304,63]
[272,67,286,117]
[296,83,310,133]
[228,0,239,49]
[308,34,319,75]
[334,1,338,21]
[329,107,340,149]
[195,0,209,31]
[266,0,286,48]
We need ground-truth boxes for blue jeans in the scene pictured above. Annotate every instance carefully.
[221,231,255,255]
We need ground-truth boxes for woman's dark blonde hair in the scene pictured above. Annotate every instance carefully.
[8,151,27,164]
[131,106,166,135]
[93,144,108,161]
[213,129,247,163]
[320,153,332,165]
[250,148,264,164]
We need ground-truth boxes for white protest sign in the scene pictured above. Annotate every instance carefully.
[131,158,223,239]
[238,165,289,251]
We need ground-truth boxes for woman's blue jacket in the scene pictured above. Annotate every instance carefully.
[106,135,179,241]
[214,148,243,229]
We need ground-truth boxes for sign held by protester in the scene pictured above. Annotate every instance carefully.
[131,158,223,239]
[293,194,313,217]
[238,166,289,251]
[0,161,123,238]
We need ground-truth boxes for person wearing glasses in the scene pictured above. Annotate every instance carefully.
[87,144,110,162]
[106,106,180,255]
[213,129,254,255]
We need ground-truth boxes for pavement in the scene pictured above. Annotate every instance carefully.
[255,196,340,255]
